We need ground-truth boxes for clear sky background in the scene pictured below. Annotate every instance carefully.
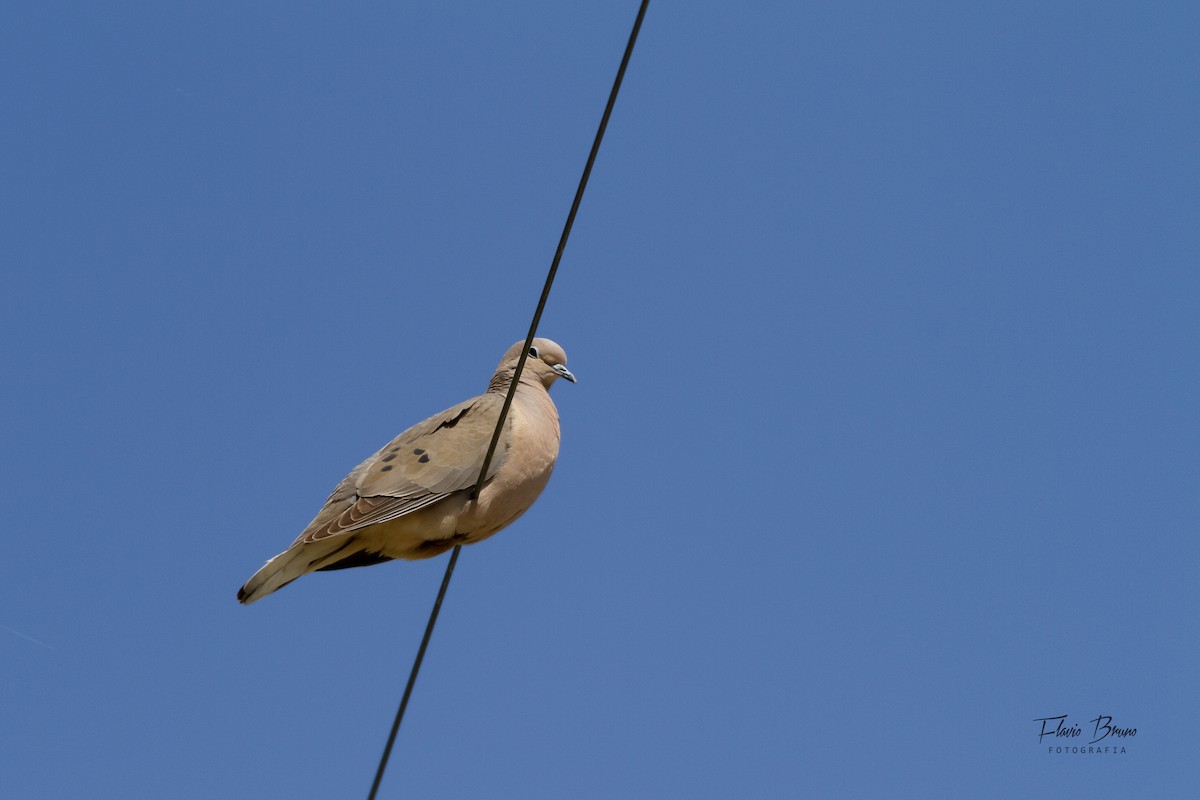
[2,2,1197,798]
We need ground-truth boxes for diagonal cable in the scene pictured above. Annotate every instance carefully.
[367,3,650,798]
[471,0,650,498]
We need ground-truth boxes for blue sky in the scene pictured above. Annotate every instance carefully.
[2,2,1197,797]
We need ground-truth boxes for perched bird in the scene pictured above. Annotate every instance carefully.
[237,338,575,604]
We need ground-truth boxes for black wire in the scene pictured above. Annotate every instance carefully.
[472,0,651,498]
[367,2,649,797]
[366,546,459,800]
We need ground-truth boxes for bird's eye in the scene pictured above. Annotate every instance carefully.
[528,346,540,358]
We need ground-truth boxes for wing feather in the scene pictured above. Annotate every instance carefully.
[293,393,509,544]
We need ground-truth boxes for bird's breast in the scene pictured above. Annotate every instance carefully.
[461,390,560,539]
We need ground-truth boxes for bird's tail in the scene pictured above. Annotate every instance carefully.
[237,538,355,604]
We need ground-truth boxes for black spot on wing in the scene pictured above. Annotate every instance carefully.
[433,408,470,431]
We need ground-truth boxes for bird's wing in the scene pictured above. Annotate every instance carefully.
[292,393,509,544]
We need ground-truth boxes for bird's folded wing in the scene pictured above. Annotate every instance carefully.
[292,393,510,544]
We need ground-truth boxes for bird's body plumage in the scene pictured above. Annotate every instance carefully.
[237,338,573,604]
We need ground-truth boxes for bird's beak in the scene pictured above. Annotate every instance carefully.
[553,364,577,383]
